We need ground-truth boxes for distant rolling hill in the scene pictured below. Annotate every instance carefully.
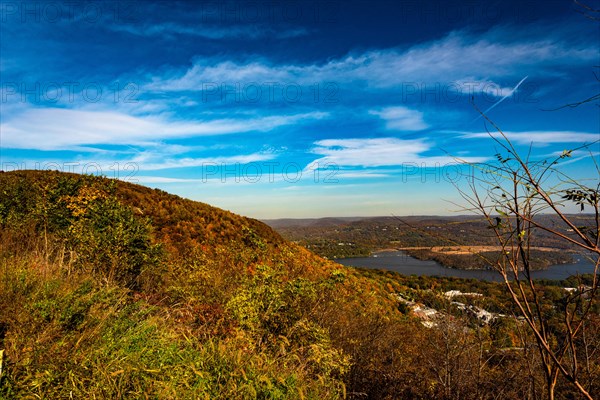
[265,215,582,268]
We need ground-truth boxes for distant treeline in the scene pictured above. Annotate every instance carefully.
[270,216,584,269]
[405,248,574,270]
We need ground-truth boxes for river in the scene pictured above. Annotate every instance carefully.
[335,251,597,281]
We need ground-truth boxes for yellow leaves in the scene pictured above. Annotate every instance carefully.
[278,334,290,347]
[64,186,108,218]
[297,386,306,400]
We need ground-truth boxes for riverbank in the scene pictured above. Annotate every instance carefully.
[366,246,574,271]
[335,250,596,281]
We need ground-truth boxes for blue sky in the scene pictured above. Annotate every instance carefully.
[1,0,599,218]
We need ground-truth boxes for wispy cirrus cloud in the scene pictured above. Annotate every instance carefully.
[308,137,486,168]
[369,106,429,131]
[129,149,277,171]
[1,107,328,151]
[460,131,600,145]
[145,26,597,95]
[110,22,309,40]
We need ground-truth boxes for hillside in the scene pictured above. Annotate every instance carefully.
[0,171,597,399]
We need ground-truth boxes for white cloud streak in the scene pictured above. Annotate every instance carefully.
[1,108,328,150]
[477,76,529,118]
[133,151,277,171]
[460,131,600,145]
[110,22,309,40]
[369,106,429,131]
[145,28,597,94]
[308,137,486,168]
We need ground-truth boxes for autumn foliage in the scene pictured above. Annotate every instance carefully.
[0,170,597,399]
